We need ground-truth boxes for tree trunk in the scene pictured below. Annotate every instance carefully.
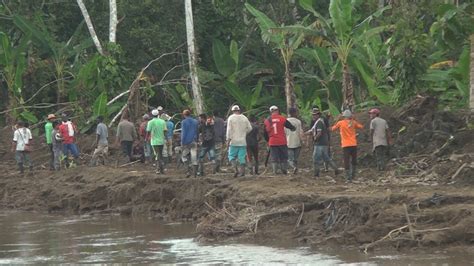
[76,0,104,55]
[470,34,474,112]
[184,0,204,115]
[342,63,355,111]
[109,0,117,43]
[284,62,296,114]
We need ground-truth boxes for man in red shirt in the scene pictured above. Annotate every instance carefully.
[264,106,295,174]
[58,115,79,167]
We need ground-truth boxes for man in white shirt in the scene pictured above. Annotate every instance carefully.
[285,107,303,174]
[226,105,252,177]
[369,108,391,171]
[11,121,33,174]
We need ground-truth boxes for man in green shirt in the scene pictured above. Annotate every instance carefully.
[146,109,167,174]
[45,114,56,170]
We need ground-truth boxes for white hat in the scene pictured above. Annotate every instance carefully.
[231,105,240,111]
[157,106,164,111]
[151,109,159,116]
[269,105,279,112]
[342,109,352,118]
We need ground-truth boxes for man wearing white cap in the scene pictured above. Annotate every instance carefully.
[146,109,167,174]
[331,109,363,182]
[226,105,252,177]
[264,105,296,175]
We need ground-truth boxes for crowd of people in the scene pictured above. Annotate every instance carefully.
[11,104,391,182]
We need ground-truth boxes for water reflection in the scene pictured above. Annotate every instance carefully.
[0,212,472,264]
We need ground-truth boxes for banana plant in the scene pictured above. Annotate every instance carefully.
[13,15,92,104]
[207,38,273,113]
[294,0,390,110]
[245,2,306,113]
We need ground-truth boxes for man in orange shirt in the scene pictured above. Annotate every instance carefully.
[331,110,363,182]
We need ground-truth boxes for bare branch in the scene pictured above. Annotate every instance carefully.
[24,77,73,104]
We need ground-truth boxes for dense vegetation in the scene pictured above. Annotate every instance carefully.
[0,0,472,130]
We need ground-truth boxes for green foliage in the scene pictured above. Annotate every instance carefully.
[92,92,108,118]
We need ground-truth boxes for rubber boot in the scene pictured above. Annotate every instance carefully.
[345,170,352,183]
[271,163,278,175]
[18,163,24,174]
[215,160,221,173]
[281,162,288,175]
[198,162,205,176]
[193,165,198,178]
[313,164,320,177]
[239,164,246,177]
[254,161,259,175]
[185,164,192,178]
[323,162,329,172]
[351,165,356,179]
[232,160,239,178]
[212,161,218,174]
[329,161,340,175]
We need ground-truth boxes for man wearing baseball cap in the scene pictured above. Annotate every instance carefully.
[331,109,363,182]
[306,108,339,177]
[264,105,296,175]
[226,105,252,177]
[369,108,391,171]
[45,114,56,170]
[146,109,167,174]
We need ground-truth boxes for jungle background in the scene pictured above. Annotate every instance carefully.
[0,0,473,132]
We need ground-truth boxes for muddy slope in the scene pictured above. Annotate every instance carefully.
[0,165,473,252]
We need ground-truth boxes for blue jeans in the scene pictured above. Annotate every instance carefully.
[143,142,152,158]
[313,145,331,165]
[199,145,216,162]
[63,143,79,158]
[228,146,247,165]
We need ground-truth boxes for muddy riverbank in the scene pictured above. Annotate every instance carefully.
[1,98,473,253]
[0,164,473,253]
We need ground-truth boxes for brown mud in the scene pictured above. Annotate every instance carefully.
[0,96,473,253]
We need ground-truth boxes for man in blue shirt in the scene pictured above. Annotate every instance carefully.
[181,109,199,178]
[162,114,175,164]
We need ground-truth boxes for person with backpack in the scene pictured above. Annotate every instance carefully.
[45,114,56,170]
[369,108,392,171]
[51,120,63,171]
[331,110,364,182]
[146,109,168,174]
[246,115,260,175]
[197,113,216,176]
[285,107,303,174]
[11,121,33,174]
[181,109,199,177]
[59,115,79,167]
[226,105,252,177]
[306,108,340,177]
[263,106,296,175]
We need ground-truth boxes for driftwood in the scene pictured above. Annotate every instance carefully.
[363,204,454,253]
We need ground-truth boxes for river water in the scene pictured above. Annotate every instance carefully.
[0,212,471,264]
